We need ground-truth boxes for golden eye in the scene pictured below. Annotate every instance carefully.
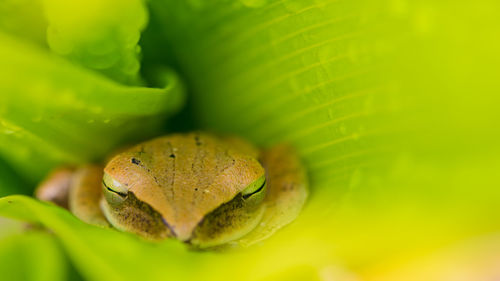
[102,172,128,205]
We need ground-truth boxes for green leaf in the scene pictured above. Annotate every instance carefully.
[0,32,184,184]
[0,196,197,281]
[0,0,47,46]
[145,0,500,274]
[0,195,349,281]
[42,0,148,84]
[0,230,68,281]
[0,158,29,197]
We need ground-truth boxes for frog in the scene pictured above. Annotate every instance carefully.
[36,132,308,248]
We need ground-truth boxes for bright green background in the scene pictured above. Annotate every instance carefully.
[1,0,499,280]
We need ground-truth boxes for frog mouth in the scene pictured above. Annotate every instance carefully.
[161,217,177,238]
[99,192,174,240]
[242,179,266,199]
[102,180,128,198]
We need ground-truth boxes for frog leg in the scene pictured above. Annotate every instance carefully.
[234,144,309,247]
[36,167,75,209]
[36,165,109,227]
[69,165,109,227]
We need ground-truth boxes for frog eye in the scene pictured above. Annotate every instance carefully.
[241,175,266,199]
[102,172,128,205]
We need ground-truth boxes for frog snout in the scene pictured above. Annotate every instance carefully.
[167,220,199,241]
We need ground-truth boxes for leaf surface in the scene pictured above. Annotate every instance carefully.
[0,32,184,183]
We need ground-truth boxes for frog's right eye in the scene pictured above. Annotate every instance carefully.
[102,173,128,205]
[241,175,265,196]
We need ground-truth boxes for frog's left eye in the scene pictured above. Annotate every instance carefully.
[102,172,128,205]
[241,175,266,199]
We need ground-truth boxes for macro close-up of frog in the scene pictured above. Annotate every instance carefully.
[36,132,308,249]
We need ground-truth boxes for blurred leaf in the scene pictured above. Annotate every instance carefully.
[145,0,500,274]
[0,32,184,184]
[0,0,148,85]
[368,234,500,281]
[0,0,47,46]
[0,158,29,197]
[42,0,148,84]
[0,195,351,281]
[0,230,67,281]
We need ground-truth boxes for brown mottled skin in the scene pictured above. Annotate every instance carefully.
[36,132,308,248]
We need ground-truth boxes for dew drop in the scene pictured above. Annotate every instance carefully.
[0,120,21,135]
